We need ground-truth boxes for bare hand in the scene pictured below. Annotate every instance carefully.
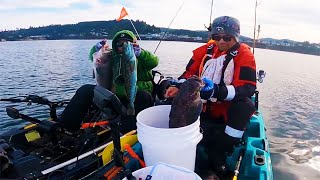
[165,86,179,98]
[132,42,139,47]
[103,44,111,50]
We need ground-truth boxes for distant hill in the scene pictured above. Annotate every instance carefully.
[0,19,319,56]
[160,28,207,37]
[0,19,252,42]
[0,20,161,40]
[260,38,298,44]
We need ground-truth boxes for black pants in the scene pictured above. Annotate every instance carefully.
[119,89,154,133]
[59,84,154,132]
[196,98,255,174]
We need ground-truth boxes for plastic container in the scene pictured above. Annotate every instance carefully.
[136,105,202,171]
[124,162,202,180]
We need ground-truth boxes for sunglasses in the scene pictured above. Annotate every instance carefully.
[212,34,233,42]
[116,42,124,47]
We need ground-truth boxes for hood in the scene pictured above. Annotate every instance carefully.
[112,30,137,51]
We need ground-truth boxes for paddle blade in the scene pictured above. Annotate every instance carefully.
[6,107,20,119]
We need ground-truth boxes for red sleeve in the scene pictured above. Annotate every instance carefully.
[179,44,209,79]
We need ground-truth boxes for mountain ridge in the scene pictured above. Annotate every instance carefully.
[0,19,319,56]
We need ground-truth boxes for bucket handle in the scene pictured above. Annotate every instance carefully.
[146,162,199,180]
[199,127,204,134]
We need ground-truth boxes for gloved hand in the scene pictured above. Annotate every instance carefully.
[95,39,107,51]
[133,44,141,57]
[200,78,215,100]
[95,42,103,51]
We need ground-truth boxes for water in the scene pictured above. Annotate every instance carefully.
[0,40,320,179]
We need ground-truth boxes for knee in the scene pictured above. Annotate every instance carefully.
[134,90,153,113]
[76,84,95,97]
[136,90,153,103]
[230,98,255,113]
[227,98,255,130]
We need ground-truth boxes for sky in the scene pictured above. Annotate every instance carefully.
[0,0,319,43]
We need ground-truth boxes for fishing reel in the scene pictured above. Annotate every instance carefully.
[257,70,266,83]
[152,70,173,102]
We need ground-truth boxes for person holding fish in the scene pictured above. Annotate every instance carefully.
[165,16,256,177]
[110,30,159,132]
[59,30,159,132]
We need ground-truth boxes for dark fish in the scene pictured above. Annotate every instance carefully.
[122,42,137,115]
[203,173,220,180]
[169,76,203,128]
[93,46,113,90]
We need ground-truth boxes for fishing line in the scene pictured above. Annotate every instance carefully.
[153,1,185,54]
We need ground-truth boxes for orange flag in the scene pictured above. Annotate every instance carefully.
[116,7,128,21]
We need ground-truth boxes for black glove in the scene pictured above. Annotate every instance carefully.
[169,79,186,89]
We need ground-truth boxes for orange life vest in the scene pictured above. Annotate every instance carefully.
[180,42,256,122]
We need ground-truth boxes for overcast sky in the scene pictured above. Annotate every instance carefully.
[1,0,319,43]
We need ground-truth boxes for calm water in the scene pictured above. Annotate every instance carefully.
[0,40,320,179]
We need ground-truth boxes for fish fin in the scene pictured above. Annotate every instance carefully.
[114,75,124,84]
[126,103,135,115]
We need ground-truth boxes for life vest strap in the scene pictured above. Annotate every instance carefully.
[219,43,240,85]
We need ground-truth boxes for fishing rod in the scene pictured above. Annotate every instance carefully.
[153,1,185,54]
[127,18,142,41]
[209,0,214,29]
[233,149,245,180]
[253,0,262,54]
[204,0,214,32]
[257,24,261,40]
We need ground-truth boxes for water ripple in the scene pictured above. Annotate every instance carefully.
[1,40,320,178]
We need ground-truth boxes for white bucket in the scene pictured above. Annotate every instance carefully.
[136,105,203,171]
[124,162,202,180]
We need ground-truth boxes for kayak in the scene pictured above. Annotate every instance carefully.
[0,95,116,179]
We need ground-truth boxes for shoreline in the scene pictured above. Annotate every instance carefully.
[1,38,319,56]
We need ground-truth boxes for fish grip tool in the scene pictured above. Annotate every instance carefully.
[93,85,136,180]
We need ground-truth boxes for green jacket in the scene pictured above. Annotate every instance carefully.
[111,30,159,98]
[89,45,96,61]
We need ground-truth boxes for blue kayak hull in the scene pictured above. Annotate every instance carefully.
[226,108,273,180]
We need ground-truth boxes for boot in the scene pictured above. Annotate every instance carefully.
[207,132,240,177]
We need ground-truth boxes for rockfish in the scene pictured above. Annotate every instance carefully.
[121,42,137,115]
[93,46,113,90]
[169,76,203,128]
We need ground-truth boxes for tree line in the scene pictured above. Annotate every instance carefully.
[0,20,159,40]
